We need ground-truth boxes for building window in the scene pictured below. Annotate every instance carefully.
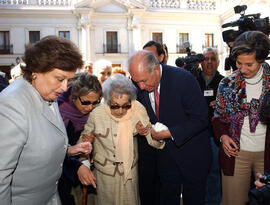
[177,33,189,53]
[59,31,70,40]
[29,31,40,44]
[205,33,214,47]
[0,31,11,54]
[152,32,163,44]
[106,31,118,53]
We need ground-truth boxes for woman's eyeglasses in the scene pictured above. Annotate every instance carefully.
[110,104,132,110]
[79,97,100,106]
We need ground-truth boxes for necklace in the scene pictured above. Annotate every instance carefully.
[47,100,54,106]
[245,77,263,85]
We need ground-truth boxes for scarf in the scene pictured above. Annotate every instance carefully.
[104,100,148,183]
[58,86,89,132]
[214,63,270,147]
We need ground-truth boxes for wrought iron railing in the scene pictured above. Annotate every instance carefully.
[0,44,13,54]
[103,44,121,54]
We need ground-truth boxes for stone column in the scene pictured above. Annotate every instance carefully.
[131,14,142,52]
[127,14,133,54]
[79,13,91,61]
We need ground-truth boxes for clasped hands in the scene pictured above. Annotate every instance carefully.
[220,134,239,158]
[136,121,171,140]
[67,142,92,157]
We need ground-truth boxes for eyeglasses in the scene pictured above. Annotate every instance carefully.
[110,104,132,110]
[79,97,100,106]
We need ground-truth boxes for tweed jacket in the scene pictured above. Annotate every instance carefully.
[0,77,68,205]
[80,101,165,177]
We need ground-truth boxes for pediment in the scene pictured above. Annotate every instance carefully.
[74,0,145,11]
[95,2,127,13]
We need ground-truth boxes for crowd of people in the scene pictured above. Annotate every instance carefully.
[0,30,270,205]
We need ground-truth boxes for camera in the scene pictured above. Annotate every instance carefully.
[175,41,205,78]
[260,174,270,185]
[222,5,270,43]
[249,173,270,205]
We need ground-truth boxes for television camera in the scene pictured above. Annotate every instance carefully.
[222,5,270,43]
[222,5,270,72]
[249,173,270,205]
[175,41,205,78]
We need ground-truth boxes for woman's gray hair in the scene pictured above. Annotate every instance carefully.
[93,59,112,75]
[102,74,137,104]
[69,72,102,99]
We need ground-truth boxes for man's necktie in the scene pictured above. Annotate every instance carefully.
[154,89,159,120]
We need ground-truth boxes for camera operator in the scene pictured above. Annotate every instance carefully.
[197,47,224,205]
[212,31,270,205]
[175,42,205,78]
[222,5,270,75]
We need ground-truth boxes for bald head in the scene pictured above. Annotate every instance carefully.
[128,50,160,92]
[128,50,159,73]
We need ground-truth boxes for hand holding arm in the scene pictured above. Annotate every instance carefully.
[151,129,171,140]
[77,164,96,188]
[220,134,239,157]
[82,131,95,143]
[136,121,151,136]
[67,142,92,157]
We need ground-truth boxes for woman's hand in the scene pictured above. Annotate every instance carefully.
[209,100,216,109]
[82,133,95,143]
[136,121,151,136]
[67,142,92,157]
[220,134,239,157]
[77,165,96,188]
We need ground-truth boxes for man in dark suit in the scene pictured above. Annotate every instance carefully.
[128,50,211,205]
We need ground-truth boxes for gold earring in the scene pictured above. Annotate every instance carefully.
[32,74,37,80]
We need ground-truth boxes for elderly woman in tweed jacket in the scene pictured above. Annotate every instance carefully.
[79,74,165,205]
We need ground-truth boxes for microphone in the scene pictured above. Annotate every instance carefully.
[222,21,239,28]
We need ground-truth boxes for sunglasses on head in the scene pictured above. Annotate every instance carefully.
[110,104,132,110]
[79,97,100,106]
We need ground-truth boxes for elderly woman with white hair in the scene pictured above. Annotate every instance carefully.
[79,74,165,205]
[92,59,112,84]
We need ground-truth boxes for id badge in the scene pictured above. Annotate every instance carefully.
[204,89,214,97]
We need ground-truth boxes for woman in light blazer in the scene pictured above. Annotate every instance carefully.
[0,36,91,205]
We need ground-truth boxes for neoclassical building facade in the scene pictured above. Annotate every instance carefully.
[0,0,270,76]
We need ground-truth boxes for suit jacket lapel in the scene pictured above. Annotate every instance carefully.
[41,103,67,136]
[141,90,158,123]
[159,65,169,122]
[21,77,67,138]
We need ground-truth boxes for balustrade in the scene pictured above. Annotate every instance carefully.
[0,0,71,6]
[149,0,216,10]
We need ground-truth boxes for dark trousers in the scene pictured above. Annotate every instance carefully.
[157,145,209,205]
[58,174,76,205]
[159,161,207,205]
[205,137,222,205]
[137,136,160,205]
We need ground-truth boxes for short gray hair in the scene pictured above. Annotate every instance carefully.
[93,59,112,75]
[128,50,159,73]
[69,72,102,99]
[102,74,137,104]
[203,47,219,60]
